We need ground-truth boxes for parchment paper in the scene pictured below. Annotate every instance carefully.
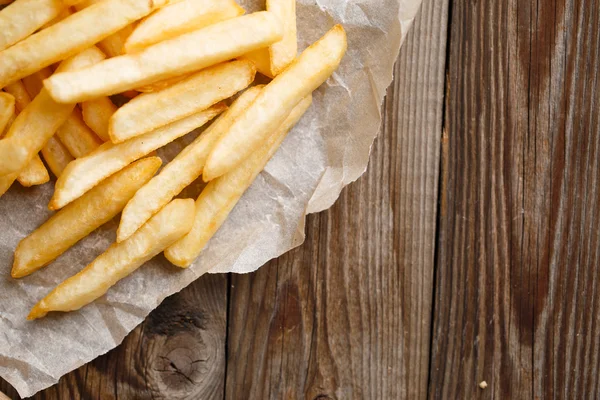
[0,0,422,396]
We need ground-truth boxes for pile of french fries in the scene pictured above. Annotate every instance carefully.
[0,0,346,320]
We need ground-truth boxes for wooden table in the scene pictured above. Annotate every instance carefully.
[4,0,600,398]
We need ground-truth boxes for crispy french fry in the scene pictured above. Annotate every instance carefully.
[16,156,50,187]
[28,198,195,319]
[110,60,255,142]
[135,73,191,93]
[22,68,53,99]
[74,0,135,57]
[165,95,312,267]
[203,25,346,181]
[45,12,283,103]
[0,48,105,176]
[0,0,164,88]
[0,92,15,132]
[245,0,297,77]
[0,0,65,52]
[0,174,16,196]
[41,6,71,29]
[49,103,225,210]
[1,112,14,136]
[41,136,74,177]
[12,157,162,278]
[2,81,30,112]
[1,89,51,187]
[81,97,117,141]
[56,109,102,157]
[125,0,244,54]
[117,86,263,242]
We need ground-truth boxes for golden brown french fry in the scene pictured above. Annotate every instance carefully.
[49,103,225,210]
[22,68,53,99]
[16,156,50,187]
[0,174,16,196]
[165,95,312,267]
[41,136,74,177]
[12,157,162,278]
[0,0,164,88]
[28,198,195,319]
[245,0,296,77]
[41,6,71,29]
[0,0,65,52]
[0,48,105,176]
[203,25,346,181]
[73,0,135,57]
[56,109,102,157]
[1,89,51,187]
[2,80,30,112]
[45,12,283,103]
[110,60,255,143]
[125,0,244,53]
[117,86,263,242]
[135,73,191,93]
[0,92,15,132]
[81,97,117,141]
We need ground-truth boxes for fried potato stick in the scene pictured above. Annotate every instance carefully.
[165,95,312,267]
[12,157,162,278]
[44,12,283,103]
[203,25,346,181]
[28,198,195,319]
[110,60,255,142]
[117,85,263,242]
[41,136,74,177]
[81,96,117,142]
[49,103,225,210]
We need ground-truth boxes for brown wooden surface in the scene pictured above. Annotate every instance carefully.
[5,0,600,398]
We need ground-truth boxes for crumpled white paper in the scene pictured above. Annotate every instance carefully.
[0,0,422,396]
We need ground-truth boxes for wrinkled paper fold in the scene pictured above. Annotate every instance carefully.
[0,0,422,396]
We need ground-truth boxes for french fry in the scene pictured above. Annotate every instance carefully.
[0,0,165,88]
[0,92,15,133]
[165,95,312,267]
[0,0,65,52]
[1,88,51,187]
[0,0,14,4]
[124,0,244,54]
[73,0,135,57]
[22,68,53,99]
[203,25,346,181]
[56,109,102,158]
[44,12,283,103]
[2,81,29,112]
[0,47,105,176]
[245,0,297,77]
[16,156,50,187]
[12,157,162,278]
[81,97,117,141]
[135,74,191,93]
[28,198,195,319]
[49,104,225,210]
[41,136,74,177]
[117,86,263,242]
[110,60,255,142]
[41,6,71,29]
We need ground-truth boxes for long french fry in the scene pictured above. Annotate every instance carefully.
[244,0,297,77]
[0,92,15,132]
[0,47,105,176]
[0,0,65,52]
[74,0,135,57]
[117,86,263,242]
[135,74,191,93]
[44,12,283,103]
[12,157,162,278]
[28,198,195,319]
[110,60,255,142]
[41,136,74,177]
[203,25,346,181]
[124,0,244,53]
[165,95,312,267]
[1,88,50,187]
[81,97,117,141]
[41,6,71,29]
[49,104,225,210]
[2,80,30,112]
[0,0,165,88]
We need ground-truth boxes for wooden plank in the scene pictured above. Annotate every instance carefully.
[0,274,227,399]
[430,0,600,398]
[224,0,448,398]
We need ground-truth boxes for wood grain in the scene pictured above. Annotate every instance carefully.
[430,0,600,398]
[1,274,227,400]
[224,0,448,398]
